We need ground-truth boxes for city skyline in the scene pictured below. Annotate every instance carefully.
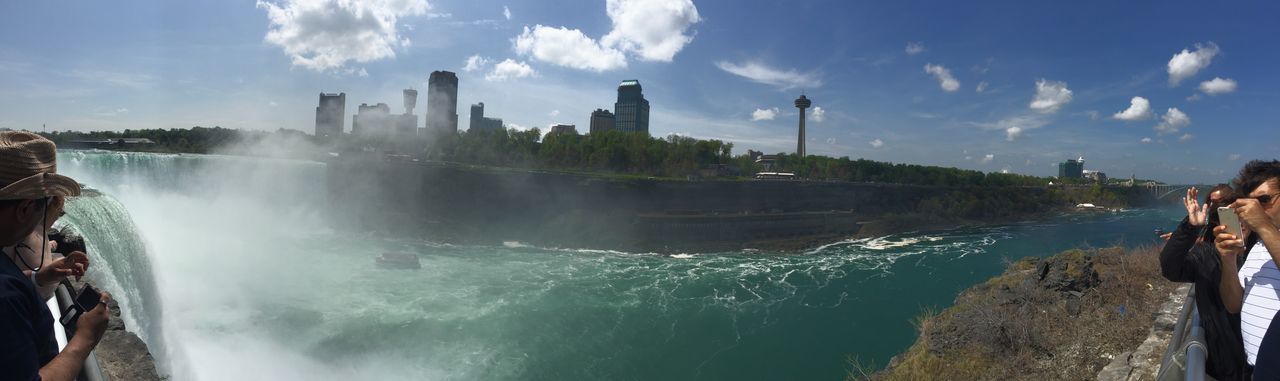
[2,1,1278,183]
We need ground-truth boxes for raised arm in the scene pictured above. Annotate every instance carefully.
[1160,217,1202,282]
[1215,225,1246,313]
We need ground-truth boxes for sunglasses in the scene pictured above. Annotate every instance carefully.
[1259,194,1278,205]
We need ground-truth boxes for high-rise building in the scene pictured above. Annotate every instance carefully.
[397,89,419,137]
[352,103,392,136]
[468,102,504,131]
[589,109,615,134]
[614,80,649,134]
[794,94,811,156]
[426,71,459,135]
[1058,157,1085,179]
[403,89,418,115]
[315,92,346,140]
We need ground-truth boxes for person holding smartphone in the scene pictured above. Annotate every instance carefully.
[0,131,111,381]
[1158,184,1248,379]
[1214,160,1280,375]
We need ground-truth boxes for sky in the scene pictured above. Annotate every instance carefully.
[1,0,1277,184]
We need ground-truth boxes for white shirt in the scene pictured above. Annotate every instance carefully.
[1239,240,1280,365]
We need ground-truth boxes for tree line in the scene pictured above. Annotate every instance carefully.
[39,127,1079,187]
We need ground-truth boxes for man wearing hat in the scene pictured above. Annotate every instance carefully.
[0,131,111,381]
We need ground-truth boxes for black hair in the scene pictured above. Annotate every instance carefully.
[1234,160,1280,195]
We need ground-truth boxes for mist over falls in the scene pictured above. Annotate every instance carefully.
[52,150,1180,380]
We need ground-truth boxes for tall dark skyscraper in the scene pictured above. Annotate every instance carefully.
[614,80,649,134]
[426,71,459,135]
[589,109,615,134]
[314,92,345,140]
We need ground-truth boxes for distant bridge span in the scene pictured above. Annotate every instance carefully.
[1149,184,1205,200]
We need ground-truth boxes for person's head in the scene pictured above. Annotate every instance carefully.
[1232,159,1280,224]
[1207,183,1235,207]
[0,131,81,247]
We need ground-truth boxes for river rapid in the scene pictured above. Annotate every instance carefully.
[54,150,1183,380]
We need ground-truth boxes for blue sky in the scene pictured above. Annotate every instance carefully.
[1,0,1277,184]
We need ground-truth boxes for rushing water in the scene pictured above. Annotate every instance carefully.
[54,150,1183,380]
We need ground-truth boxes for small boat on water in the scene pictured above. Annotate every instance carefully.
[376,252,421,269]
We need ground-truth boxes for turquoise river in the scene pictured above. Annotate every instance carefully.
[54,150,1183,380]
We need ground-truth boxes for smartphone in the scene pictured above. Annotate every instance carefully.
[1218,206,1244,239]
[75,283,102,312]
[60,283,102,327]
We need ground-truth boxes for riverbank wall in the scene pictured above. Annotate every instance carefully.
[328,157,1159,252]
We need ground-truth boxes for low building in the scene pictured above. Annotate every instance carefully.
[549,124,579,135]
[468,102,504,131]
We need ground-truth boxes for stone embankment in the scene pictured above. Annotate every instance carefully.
[866,246,1178,380]
[1096,284,1188,381]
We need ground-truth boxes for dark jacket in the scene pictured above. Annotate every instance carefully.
[1159,217,1253,381]
[0,254,57,381]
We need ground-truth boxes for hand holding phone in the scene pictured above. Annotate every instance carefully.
[1218,206,1245,240]
[59,283,104,327]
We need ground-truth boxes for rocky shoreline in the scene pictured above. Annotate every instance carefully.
[863,246,1179,380]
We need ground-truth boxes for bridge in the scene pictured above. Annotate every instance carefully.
[1143,183,1204,201]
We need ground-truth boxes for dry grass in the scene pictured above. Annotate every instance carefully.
[854,245,1174,381]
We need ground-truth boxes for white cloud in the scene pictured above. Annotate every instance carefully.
[1155,108,1190,135]
[1140,137,1153,144]
[1229,153,1241,161]
[810,106,825,122]
[1087,110,1100,120]
[601,0,701,62]
[981,154,994,164]
[503,5,512,20]
[824,137,837,144]
[714,61,822,90]
[869,139,884,148]
[751,107,779,121]
[1005,126,1023,141]
[1199,77,1237,95]
[1029,79,1072,114]
[463,55,489,72]
[923,63,959,92]
[905,41,926,55]
[484,59,536,81]
[972,114,1049,140]
[1112,96,1153,121]
[976,81,988,93]
[1180,133,1194,142]
[549,109,560,117]
[94,107,130,117]
[268,101,278,107]
[514,25,627,72]
[256,0,428,72]
[1168,42,1219,86]
[508,0,698,72]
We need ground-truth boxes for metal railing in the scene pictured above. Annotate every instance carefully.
[53,280,109,381]
[1155,285,1207,381]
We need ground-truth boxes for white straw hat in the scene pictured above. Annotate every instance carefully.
[0,131,81,200]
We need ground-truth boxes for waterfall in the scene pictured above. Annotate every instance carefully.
[55,149,330,378]
[60,190,167,371]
